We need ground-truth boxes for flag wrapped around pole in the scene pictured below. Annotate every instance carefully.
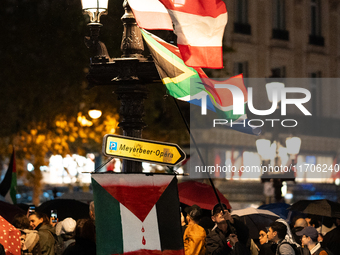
[0,148,17,204]
[127,0,227,69]
[91,173,184,255]
[141,29,260,135]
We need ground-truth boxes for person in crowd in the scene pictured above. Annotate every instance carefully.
[205,203,250,255]
[305,216,320,229]
[259,228,269,246]
[0,243,5,255]
[89,201,95,222]
[181,211,187,236]
[28,212,56,255]
[296,226,328,255]
[316,217,336,237]
[62,218,96,255]
[258,228,275,255]
[55,218,76,255]
[292,218,308,246]
[12,213,41,255]
[183,205,206,255]
[267,221,296,255]
[321,217,340,255]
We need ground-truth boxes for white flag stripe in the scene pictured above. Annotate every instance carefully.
[128,0,169,13]
[121,204,161,252]
[168,10,228,46]
[177,91,208,102]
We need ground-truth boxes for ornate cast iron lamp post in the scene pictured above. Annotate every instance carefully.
[81,0,159,172]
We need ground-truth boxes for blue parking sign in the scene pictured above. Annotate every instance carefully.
[109,141,117,151]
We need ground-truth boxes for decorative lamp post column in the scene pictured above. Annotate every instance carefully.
[81,0,159,172]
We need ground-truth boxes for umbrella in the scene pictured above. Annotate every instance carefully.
[37,199,89,221]
[289,199,340,218]
[0,215,21,255]
[178,181,231,210]
[231,207,280,239]
[258,202,291,220]
[58,191,93,204]
[0,201,25,223]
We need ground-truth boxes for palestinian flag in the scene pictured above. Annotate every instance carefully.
[0,148,17,204]
[141,29,260,135]
[91,173,184,255]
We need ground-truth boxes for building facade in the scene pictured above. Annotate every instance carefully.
[185,0,340,204]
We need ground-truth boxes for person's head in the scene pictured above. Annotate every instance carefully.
[336,218,340,227]
[89,201,95,221]
[305,215,320,228]
[211,203,229,224]
[74,218,96,243]
[185,204,202,224]
[294,218,308,228]
[267,222,287,243]
[28,212,48,230]
[56,217,76,239]
[259,228,268,245]
[296,226,318,246]
[12,214,30,229]
[322,216,335,228]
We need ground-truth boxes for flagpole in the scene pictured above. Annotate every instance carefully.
[171,97,224,207]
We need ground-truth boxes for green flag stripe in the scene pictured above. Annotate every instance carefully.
[92,178,123,255]
[141,30,204,98]
[10,172,16,204]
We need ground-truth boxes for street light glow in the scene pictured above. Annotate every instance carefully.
[286,137,301,155]
[265,82,285,103]
[88,109,102,119]
[256,139,271,160]
[81,0,109,23]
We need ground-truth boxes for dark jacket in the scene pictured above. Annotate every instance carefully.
[36,224,56,255]
[321,225,340,255]
[62,238,96,255]
[205,219,250,255]
[259,242,276,255]
[0,243,5,255]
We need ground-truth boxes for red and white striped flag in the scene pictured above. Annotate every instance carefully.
[128,0,228,69]
[127,0,173,30]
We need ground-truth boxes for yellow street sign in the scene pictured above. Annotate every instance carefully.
[103,134,186,166]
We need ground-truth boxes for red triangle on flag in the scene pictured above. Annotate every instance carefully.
[102,184,168,222]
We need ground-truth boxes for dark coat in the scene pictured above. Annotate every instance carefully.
[321,225,340,255]
[205,219,250,255]
[62,238,96,255]
[36,224,56,255]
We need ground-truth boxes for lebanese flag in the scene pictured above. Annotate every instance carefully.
[158,0,228,69]
[91,173,184,255]
[127,0,173,30]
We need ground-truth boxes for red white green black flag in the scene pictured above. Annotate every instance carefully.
[91,173,184,255]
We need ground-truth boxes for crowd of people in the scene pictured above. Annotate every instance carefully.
[0,201,96,255]
[181,204,340,255]
[1,201,340,255]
